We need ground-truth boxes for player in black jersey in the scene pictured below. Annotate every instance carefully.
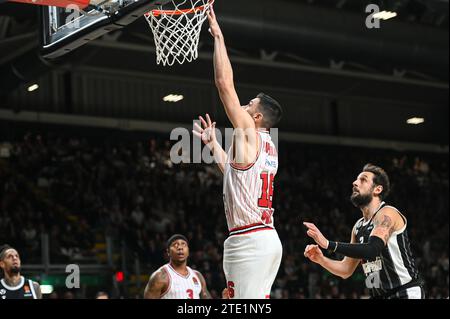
[303,164,424,299]
[0,245,42,299]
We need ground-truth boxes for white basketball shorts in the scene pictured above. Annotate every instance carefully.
[223,228,282,299]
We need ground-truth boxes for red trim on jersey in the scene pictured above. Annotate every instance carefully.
[229,222,266,232]
[232,226,273,236]
[193,271,203,293]
[265,294,270,299]
[230,132,262,171]
[160,266,171,298]
[229,223,274,236]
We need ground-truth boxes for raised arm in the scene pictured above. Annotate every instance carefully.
[206,6,255,130]
[143,269,169,299]
[304,228,360,279]
[195,271,212,299]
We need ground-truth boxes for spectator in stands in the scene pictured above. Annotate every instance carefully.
[0,131,447,298]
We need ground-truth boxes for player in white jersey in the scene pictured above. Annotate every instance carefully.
[191,6,283,299]
[143,234,211,299]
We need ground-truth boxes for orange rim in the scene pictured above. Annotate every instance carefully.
[145,0,214,17]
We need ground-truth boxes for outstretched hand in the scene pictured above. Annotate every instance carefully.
[304,222,329,249]
[193,113,217,149]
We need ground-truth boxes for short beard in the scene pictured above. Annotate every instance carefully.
[350,192,372,208]
[10,266,21,274]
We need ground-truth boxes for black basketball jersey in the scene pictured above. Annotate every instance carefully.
[354,202,421,298]
[0,276,38,299]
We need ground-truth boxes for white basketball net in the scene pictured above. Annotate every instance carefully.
[144,0,214,66]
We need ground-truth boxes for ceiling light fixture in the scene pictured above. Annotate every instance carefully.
[163,94,184,102]
[373,11,398,20]
[406,117,425,125]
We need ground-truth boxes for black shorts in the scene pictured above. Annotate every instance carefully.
[372,285,425,299]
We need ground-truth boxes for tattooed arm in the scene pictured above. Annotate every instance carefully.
[143,269,169,299]
[195,271,212,299]
[370,208,404,245]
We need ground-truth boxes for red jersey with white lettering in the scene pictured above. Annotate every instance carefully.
[223,129,278,235]
[159,264,202,299]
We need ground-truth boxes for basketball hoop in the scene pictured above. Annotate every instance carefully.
[144,0,214,66]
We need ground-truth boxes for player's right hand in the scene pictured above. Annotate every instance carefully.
[206,5,223,38]
[304,244,324,264]
[193,113,217,148]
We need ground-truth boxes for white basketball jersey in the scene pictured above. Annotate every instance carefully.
[223,130,279,233]
[160,264,202,299]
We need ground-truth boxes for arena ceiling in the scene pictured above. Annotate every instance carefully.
[0,0,448,145]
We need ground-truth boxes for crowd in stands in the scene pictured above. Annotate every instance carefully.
[0,129,448,298]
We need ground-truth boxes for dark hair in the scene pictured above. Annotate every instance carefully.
[362,164,391,200]
[0,245,14,278]
[0,245,13,261]
[166,234,188,249]
[256,93,283,128]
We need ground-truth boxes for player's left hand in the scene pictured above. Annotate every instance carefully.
[193,113,217,149]
[303,222,329,249]
[304,244,324,264]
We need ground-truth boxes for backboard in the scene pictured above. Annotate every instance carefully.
[40,0,172,59]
